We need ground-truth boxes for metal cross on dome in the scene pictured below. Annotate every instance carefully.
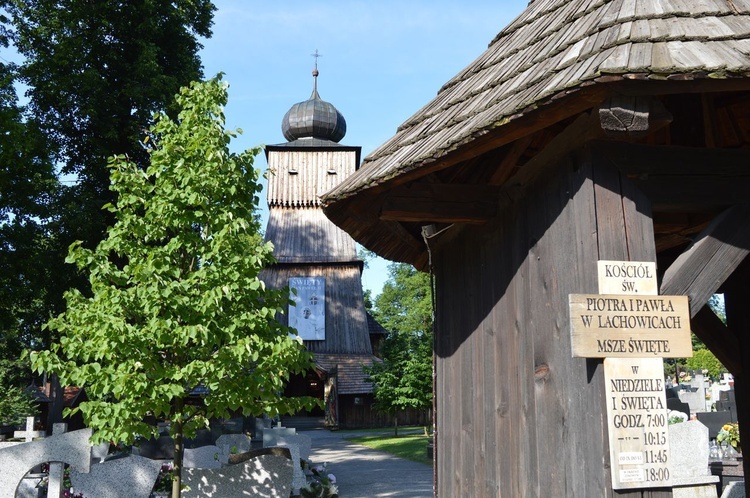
[311,49,322,70]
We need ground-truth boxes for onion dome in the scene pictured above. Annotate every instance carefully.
[281,67,346,143]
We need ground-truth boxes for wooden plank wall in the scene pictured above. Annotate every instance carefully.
[267,150,357,207]
[338,395,429,429]
[261,264,372,355]
[434,150,671,497]
[265,207,357,262]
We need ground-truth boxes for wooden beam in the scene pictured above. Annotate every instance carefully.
[635,177,750,212]
[488,135,533,185]
[588,140,750,176]
[380,183,500,224]
[501,111,605,204]
[588,141,750,210]
[660,203,750,314]
[598,95,672,138]
[691,305,742,376]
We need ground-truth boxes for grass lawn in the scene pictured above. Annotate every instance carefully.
[345,433,433,465]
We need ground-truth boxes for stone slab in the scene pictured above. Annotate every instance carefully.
[721,481,745,498]
[137,434,174,460]
[183,445,222,469]
[264,432,311,461]
[672,484,719,498]
[216,433,252,457]
[69,454,162,498]
[670,420,712,481]
[0,428,92,498]
[182,453,292,498]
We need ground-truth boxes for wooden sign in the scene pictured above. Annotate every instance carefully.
[604,358,671,489]
[597,260,657,295]
[569,294,691,358]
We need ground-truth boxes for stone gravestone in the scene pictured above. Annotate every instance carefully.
[184,428,214,449]
[0,428,92,498]
[215,433,252,460]
[183,444,222,469]
[678,384,706,415]
[696,412,734,440]
[69,454,162,498]
[183,447,293,498]
[667,397,691,419]
[669,420,719,498]
[720,481,745,498]
[135,433,174,460]
[14,417,45,442]
[262,429,309,492]
[715,390,737,421]
[47,423,68,498]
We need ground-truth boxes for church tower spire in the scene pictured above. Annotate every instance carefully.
[280,51,347,143]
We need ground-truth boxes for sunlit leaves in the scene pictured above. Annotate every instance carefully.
[367,263,433,415]
[31,78,317,454]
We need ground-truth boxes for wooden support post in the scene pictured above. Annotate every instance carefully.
[723,263,750,488]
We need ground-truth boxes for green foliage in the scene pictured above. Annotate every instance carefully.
[685,347,726,379]
[0,49,59,355]
[0,359,36,426]
[1,0,216,381]
[366,263,433,422]
[708,294,726,324]
[30,78,317,495]
[346,433,432,465]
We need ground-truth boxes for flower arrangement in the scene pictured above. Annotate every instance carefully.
[38,464,84,498]
[716,423,741,451]
[667,410,688,425]
[153,462,174,493]
[300,461,338,498]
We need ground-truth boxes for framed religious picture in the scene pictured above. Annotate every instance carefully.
[288,277,326,340]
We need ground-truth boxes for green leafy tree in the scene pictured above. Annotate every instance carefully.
[366,263,433,434]
[31,78,317,497]
[0,21,59,392]
[0,360,36,426]
[3,1,215,423]
[685,348,726,380]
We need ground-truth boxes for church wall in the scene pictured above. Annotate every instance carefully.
[267,150,358,207]
[261,264,372,355]
[433,154,664,497]
[265,207,357,262]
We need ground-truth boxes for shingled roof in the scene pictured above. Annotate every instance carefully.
[322,0,750,263]
[315,354,379,395]
[327,0,750,200]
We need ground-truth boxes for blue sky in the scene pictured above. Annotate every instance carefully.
[199,0,528,297]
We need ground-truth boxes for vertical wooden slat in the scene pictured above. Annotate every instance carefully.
[724,263,750,488]
[434,149,667,497]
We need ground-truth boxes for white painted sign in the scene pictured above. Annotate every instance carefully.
[597,260,657,295]
[569,294,691,358]
[605,358,671,490]
[289,277,325,340]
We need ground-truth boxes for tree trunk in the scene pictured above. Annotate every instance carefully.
[172,401,184,498]
[394,414,398,436]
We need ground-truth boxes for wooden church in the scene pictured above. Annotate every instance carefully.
[261,66,386,429]
[322,0,750,496]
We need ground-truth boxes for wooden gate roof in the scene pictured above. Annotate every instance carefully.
[322,0,750,267]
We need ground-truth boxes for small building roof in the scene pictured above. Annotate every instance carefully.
[314,354,379,394]
[367,312,388,336]
[322,0,750,265]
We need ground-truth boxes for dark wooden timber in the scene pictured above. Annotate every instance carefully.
[380,183,500,224]
[724,263,750,486]
[691,306,742,376]
[660,204,750,314]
